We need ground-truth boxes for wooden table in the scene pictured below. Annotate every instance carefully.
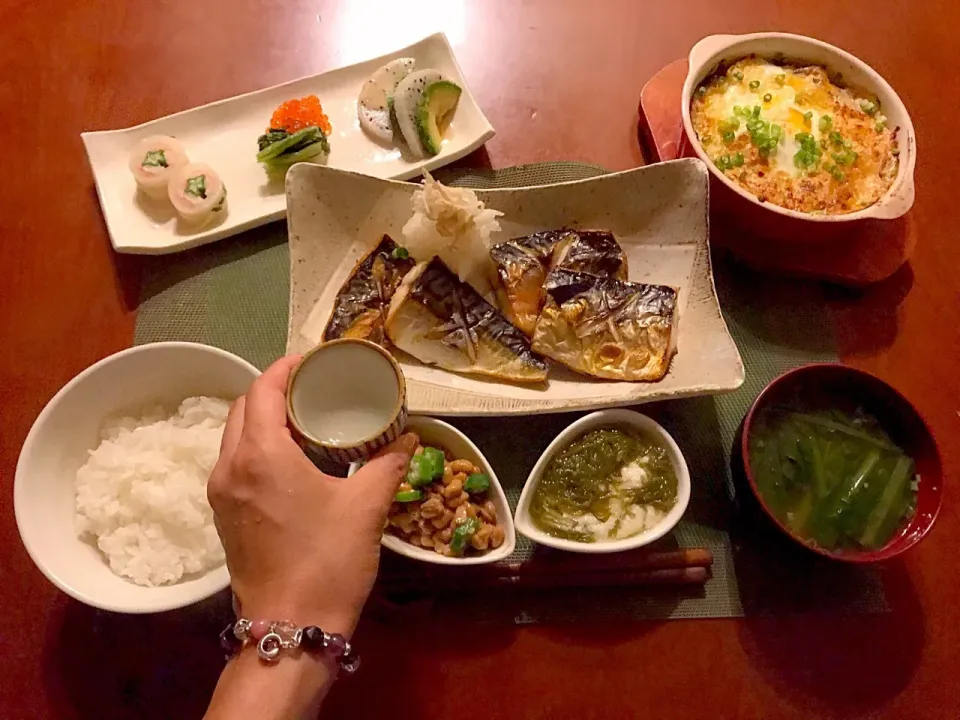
[2,2,957,718]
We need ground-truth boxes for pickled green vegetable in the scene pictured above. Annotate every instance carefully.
[749,408,917,552]
[450,517,479,554]
[464,473,490,493]
[405,447,445,488]
[420,447,445,479]
[529,428,678,543]
[394,489,423,503]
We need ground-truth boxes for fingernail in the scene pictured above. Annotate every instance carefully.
[398,433,418,454]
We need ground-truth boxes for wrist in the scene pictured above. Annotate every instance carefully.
[207,644,334,720]
[238,603,358,638]
[233,586,361,638]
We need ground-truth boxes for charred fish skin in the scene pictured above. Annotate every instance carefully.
[489,228,627,336]
[551,230,627,280]
[532,269,678,382]
[489,229,578,334]
[323,234,415,344]
[386,258,548,383]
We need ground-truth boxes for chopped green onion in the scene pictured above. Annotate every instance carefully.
[701,134,712,144]
[733,70,744,81]
[875,118,887,133]
[733,105,743,115]
[803,111,813,125]
[832,147,858,166]
[763,93,773,102]
[859,99,879,116]
[394,489,423,503]
[732,152,745,167]
[829,131,844,147]
[722,130,735,144]
[391,246,410,260]
[743,108,782,157]
[721,117,740,133]
[793,132,822,169]
[749,80,760,90]
[818,115,833,132]
[775,73,786,85]
[826,164,846,182]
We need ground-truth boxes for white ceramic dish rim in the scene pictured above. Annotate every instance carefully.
[680,31,917,222]
[13,342,259,613]
[348,416,516,565]
[514,409,691,553]
[80,32,495,255]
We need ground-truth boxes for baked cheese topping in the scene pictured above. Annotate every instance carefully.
[691,57,899,214]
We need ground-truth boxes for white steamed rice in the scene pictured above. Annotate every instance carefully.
[75,396,229,587]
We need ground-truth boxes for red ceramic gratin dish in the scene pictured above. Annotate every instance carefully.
[741,364,942,563]
[680,33,917,244]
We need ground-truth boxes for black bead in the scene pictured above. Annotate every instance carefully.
[220,624,240,654]
[301,626,325,651]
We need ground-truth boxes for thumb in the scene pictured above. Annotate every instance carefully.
[350,433,418,507]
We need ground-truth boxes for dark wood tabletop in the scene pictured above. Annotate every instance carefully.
[2,2,958,718]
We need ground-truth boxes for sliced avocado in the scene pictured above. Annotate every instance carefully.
[415,80,462,156]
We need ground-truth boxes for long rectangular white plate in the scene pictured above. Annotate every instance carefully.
[81,33,494,255]
[286,160,745,416]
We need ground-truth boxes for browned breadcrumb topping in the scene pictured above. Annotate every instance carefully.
[691,57,899,214]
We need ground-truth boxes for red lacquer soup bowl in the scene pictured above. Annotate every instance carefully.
[740,364,942,562]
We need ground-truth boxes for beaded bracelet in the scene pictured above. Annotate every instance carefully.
[220,618,360,674]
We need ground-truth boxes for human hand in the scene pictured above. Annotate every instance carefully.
[207,354,416,637]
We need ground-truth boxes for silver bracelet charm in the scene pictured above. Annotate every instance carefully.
[220,618,360,673]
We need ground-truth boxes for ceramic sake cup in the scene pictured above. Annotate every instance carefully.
[286,339,407,465]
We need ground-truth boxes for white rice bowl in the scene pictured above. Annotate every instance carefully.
[75,396,228,587]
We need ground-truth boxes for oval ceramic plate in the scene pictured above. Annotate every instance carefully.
[286,160,745,415]
[80,33,494,255]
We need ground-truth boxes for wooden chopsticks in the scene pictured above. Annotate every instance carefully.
[379,548,714,592]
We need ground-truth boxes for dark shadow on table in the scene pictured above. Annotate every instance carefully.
[43,590,232,720]
[321,600,514,720]
[828,260,915,358]
[90,186,143,315]
[713,251,839,355]
[443,144,493,174]
[736,559,924,719]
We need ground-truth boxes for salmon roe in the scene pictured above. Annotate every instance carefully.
[269,95,332,135]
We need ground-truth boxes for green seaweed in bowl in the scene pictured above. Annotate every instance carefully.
[529,428,678,543]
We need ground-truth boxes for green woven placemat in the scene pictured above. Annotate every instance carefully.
[136,162,887,621]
